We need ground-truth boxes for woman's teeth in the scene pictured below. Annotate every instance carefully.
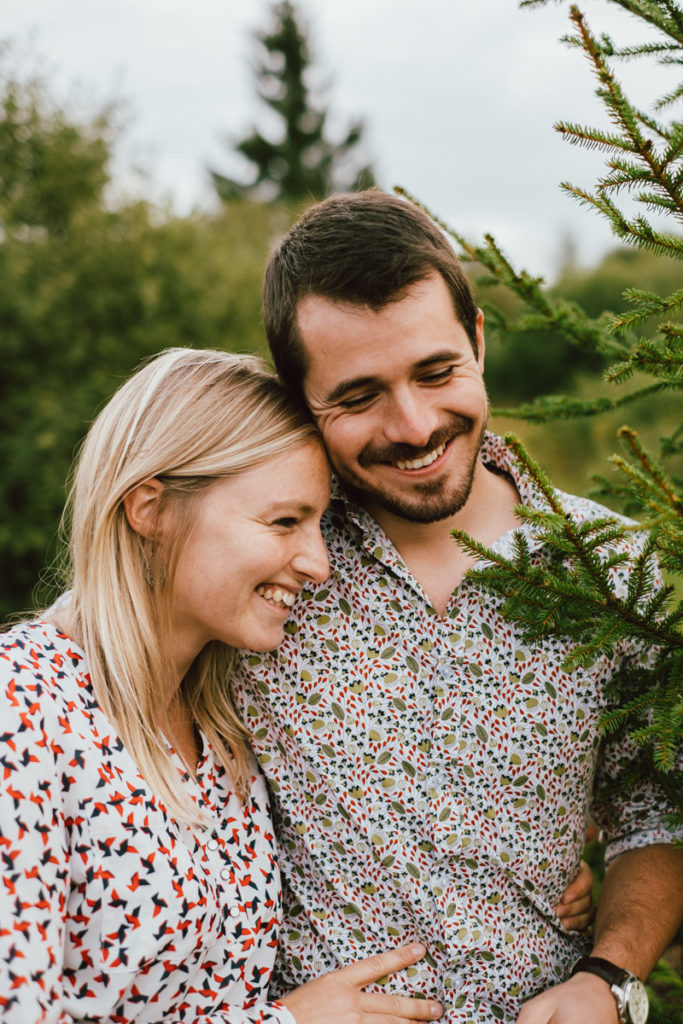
[395,442,446,471]
[256,586,296,608]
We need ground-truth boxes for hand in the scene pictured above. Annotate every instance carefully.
[555,858,594,932]
[280,942,442,1024]
[516,972,618,1024]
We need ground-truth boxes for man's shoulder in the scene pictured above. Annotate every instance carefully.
[553,487,635,526]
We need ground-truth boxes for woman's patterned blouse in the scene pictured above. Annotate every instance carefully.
[234,432,680,1024]
[0,621,296,1024]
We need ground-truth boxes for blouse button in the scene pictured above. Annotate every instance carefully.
[228,905,241,918]
[207,838,219,851]
[220,867,231,881]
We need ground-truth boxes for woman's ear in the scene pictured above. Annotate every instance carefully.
[123,478,165,539]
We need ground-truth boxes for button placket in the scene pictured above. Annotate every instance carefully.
[203,828,246,925]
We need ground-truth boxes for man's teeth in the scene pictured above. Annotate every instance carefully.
[395,442,446,471]
[256,586,296,609]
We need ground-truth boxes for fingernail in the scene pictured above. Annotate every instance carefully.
[411,941,426,955]
[429,1002,442,1018]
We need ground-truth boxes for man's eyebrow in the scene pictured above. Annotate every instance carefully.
[413,350,461,369]
[325,375,379,405]
[325,350,460,405]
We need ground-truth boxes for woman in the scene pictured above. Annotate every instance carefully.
[0,348,441,1024]
[0,348,591,1023]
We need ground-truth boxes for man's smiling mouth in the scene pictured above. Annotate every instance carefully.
[394,441,447,471]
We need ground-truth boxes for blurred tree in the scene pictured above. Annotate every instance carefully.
[0,54,280,619]
[211,0,374,202]
[481,244,683,404]
[0,54,111,235]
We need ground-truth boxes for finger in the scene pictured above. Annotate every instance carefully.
[558,910,593,932]
[560,858,593,903]
[556,893,592,919]
[360,989,442,1020]
[336,943,427,988]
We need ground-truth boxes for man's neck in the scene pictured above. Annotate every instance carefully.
[364,461,521,615]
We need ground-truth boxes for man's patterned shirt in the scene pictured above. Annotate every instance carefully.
[234,433,677,1023]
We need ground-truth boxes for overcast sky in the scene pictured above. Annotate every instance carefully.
[3,0,673,278]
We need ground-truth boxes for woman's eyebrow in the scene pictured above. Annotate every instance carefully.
[262,500,321,515]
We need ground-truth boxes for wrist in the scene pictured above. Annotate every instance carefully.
[566,972,620,1024]
[570,956,649,1024]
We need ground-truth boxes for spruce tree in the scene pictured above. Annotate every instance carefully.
[399,0,682,833]
[212,1,373,202]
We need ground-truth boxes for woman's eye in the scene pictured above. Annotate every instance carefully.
[273,517,299,528]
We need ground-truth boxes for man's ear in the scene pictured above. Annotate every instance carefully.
[123,478,165,539]
[475,308,486,372]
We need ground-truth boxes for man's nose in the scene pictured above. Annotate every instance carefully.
[383,387,439,449]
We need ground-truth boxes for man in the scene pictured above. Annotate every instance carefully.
[234,191,682,1023]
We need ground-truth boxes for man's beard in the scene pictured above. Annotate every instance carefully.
[339,414,487,524]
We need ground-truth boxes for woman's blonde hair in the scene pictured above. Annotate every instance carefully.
[60,347,320,824]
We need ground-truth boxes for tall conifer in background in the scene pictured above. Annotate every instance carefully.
[211,1,373,202]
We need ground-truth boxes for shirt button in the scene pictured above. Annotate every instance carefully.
[228,905,241,917]
[220,867,231,881]
[207,838,219,851]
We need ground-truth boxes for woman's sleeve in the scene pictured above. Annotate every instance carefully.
[184,1003,297,1024]
[0,662,74,1024]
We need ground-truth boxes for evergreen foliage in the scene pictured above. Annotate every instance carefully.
[399,0,682,837]
[211,1,374,202]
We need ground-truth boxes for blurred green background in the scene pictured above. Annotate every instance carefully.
[1,54,680,620]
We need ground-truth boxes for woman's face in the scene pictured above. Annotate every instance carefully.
[170,440,330,663]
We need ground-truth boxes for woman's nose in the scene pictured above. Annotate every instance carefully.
[293,526,329,584]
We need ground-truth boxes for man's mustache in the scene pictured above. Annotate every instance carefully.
[358,416,473,467]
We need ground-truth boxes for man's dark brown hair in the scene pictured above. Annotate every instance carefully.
[262,190,479,403]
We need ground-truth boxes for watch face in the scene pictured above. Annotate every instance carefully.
[626,979,649,1024]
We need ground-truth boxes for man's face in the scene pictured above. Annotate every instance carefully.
[298,272,488,525]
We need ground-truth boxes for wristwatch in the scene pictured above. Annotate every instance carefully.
[570,955,649,1024]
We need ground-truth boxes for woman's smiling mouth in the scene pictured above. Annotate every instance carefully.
[256,585,297,609]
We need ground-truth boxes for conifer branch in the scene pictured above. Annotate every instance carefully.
[559,6,683,238]
[655,81,683,110]
[608,288,683,333]
[494,381,668,420]
[454,434,682,649]
[613,426,683,510]
[394,186,624,357]
[605,337,682,382]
